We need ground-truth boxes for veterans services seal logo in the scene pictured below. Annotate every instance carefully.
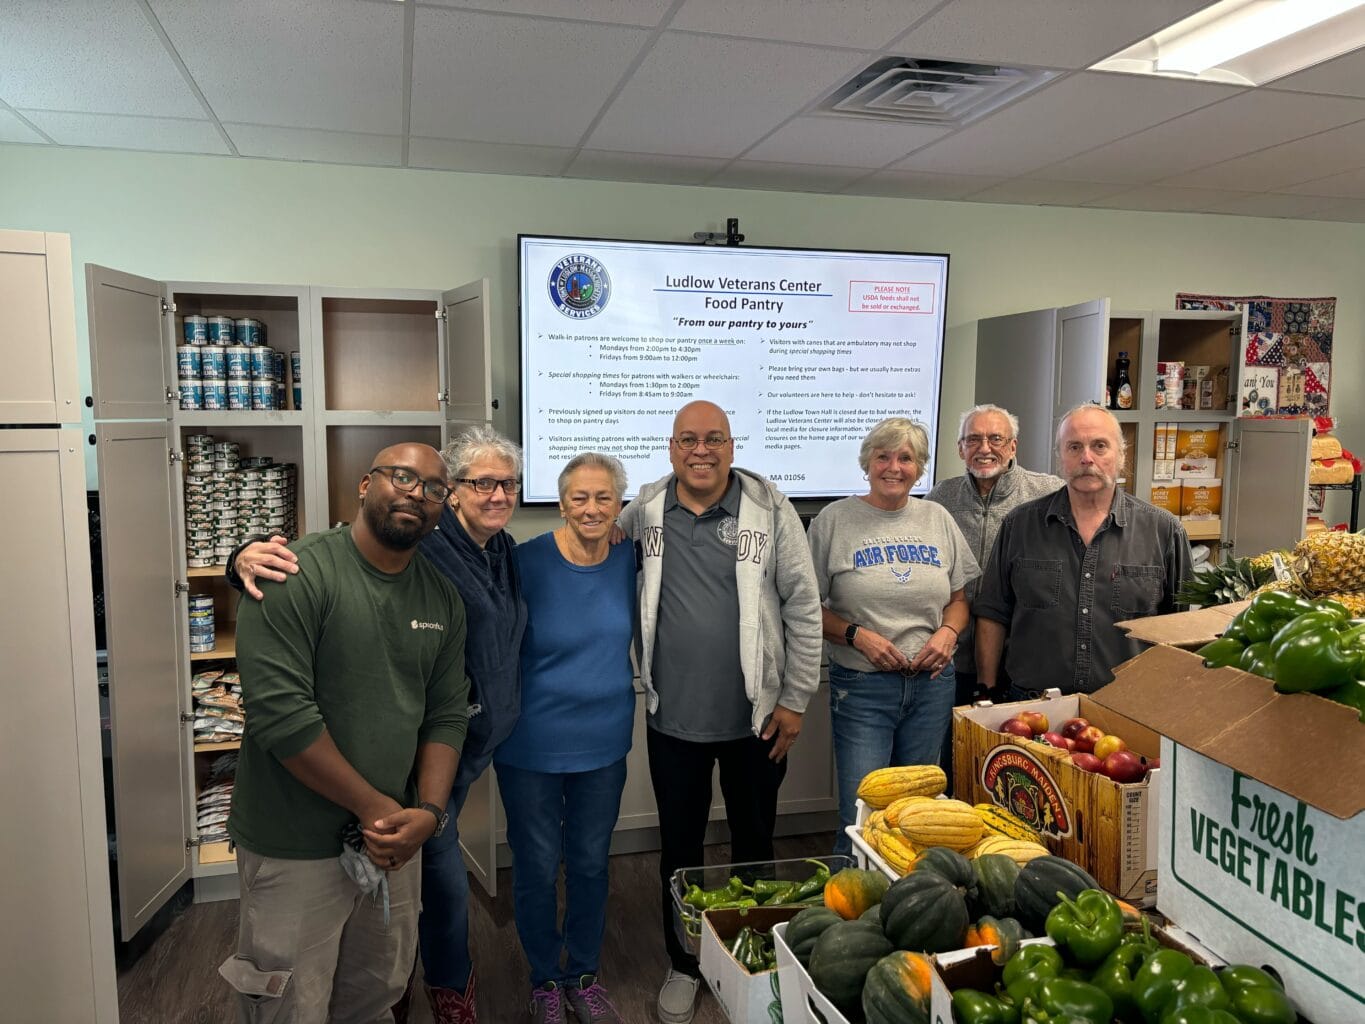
[548,253,611,319]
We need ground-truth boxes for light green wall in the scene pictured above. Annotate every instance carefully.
[3,142,1361,526]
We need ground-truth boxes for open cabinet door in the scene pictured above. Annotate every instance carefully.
[87,265,175,421]
[975,306,1058,475]
[1054,298,1111,426]
[440,278,494,435]
[458,770,501,897]
[1224,417,1312,558]
[95,422,193,938]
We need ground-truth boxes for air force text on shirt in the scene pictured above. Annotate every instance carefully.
[852,535,943,569]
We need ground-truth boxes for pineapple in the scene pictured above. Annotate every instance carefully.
[1177,556,1277,607]
[1317,591,1365,616]
[1292,531,1365,594]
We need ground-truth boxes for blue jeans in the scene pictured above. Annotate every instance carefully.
[495,757,629,987]
[829,663,957,857]
[418,744,496,991]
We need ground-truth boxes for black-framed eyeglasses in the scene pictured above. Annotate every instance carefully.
[960,433,1014,448]
[455,477,521,495]
[672,434,731,451]
[368,465,451,503]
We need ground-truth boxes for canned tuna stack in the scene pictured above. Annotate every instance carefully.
[188,593,215,654]
[248,342,278,411]
[239,457,298,540]
[177,314,284,412]
[290,350,303,410]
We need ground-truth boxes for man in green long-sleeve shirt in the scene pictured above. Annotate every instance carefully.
[220,443,470,1024]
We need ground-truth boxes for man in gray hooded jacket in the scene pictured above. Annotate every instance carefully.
[617,399,822,1024]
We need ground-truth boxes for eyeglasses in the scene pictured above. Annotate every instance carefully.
[672,434,731,451]
[456,477,521,495]
[368,465,451,503]
[960,433,1014,449]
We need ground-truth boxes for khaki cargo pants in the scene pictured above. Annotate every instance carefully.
[219,848,421,1024]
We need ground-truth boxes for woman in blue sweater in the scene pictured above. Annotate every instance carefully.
[498,452,636,1024]
[229,425,528,1023]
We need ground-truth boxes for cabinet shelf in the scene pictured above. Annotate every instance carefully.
[194,739,242,753]
[320,410,443,427]
[187,564,226,578]
[178,410,304,427]
[196,842,235,869]
[190,623,235,661]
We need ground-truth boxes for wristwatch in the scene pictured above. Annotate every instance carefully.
[417,801,449,838]
[844,623,860,646]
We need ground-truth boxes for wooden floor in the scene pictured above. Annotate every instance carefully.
[117,833,834,1024]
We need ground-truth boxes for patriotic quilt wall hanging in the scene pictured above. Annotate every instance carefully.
[1174,293,1336,417]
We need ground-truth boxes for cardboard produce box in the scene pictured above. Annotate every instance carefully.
[699,906,801,1024]
[1090,638,1365,1024]
[952,695,1162,906]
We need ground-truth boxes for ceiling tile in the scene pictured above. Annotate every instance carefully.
[407,137,574,176]
[564,150,729,184]
[964,178,1127,205]
[418,0,674,26]
[1082,185,1254,213]
[224,124,401,167]
[0,0,203,118]
[1269,49,1365,100]
[671,0,939,49]
[1160,119,1365,191]
[20,111,228,155]
[890,0,1212,69]
[1299,197,1365,222]
[1042,90,1365,184]
[0,109,47,144]
[896,72,1238,177]
[1286,167,1365,199]
[587,33,865,157]
[148,0,404,134]
[707,160,867,193]
[1201,193,1338,219]
[411,8,648,146]
[847,169,1004,199]
[744,116,949,168]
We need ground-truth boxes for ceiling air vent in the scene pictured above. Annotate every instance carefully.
[818,57,1058,127]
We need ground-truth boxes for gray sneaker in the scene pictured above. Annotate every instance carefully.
[530,981,569,1024]
[656,968,700,1024]
[566,975,624,1024]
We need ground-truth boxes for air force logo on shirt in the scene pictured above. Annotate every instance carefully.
[410,619,445,631]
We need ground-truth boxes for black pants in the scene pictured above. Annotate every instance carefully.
[647,726,788,975]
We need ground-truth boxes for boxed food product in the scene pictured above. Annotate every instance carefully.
[1150,481,1181,514]
[1180,478,1221,520]
[1174,423,1220,458]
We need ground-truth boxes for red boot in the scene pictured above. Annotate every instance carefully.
[426,970,478,1024]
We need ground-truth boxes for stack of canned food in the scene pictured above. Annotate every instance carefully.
[177,315,290,411]
[183,434,297,568]
[188,593,215,654]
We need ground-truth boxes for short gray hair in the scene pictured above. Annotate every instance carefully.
[1055,403,1128,458]
[957,404,1020,442]
[558,452,627,502]
[442,425,523,479]
[858,417,930,475]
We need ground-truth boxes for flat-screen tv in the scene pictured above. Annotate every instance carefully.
[518,234,949,504]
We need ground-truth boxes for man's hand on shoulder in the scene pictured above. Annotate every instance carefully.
[762,705,803,762]
[361,806,436,871]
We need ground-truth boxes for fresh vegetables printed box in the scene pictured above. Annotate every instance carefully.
[951,695,1162,906]
[700,906,802,1024]
[1090,640,1365,1024]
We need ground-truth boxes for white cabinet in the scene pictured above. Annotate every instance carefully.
[86,265,491,925]
[0,230,79,422]
[974,299,1311,559]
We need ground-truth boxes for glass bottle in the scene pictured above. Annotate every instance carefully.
[1113,350,1133,410]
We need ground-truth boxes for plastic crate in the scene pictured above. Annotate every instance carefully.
[670,854,852,956]
[845,824,898,881]
[772,919,856,1024]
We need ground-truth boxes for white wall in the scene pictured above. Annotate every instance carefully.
[3,143,1361,528]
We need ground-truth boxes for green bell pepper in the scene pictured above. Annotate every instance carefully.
[1228,606,1273,644]
[1091,940,1155,1022]
[1310,596,1354,620]
[1218,966,1296,1024]
[1197,636,1247,669]
[1322,677,1365,720]
[1248,589,1316,623]
[952,988,1021,1024]
[1160,1009,1240,1024]
[1044,889,1126,967]
[1272,622,1365,693]
[1267,611,1347,657]
[1164,965,1232,1016]
[1003,945,1064,1005]
[1022,977,1113,1024]
[1134,948,1195,1022]
[1236,641,1274,677]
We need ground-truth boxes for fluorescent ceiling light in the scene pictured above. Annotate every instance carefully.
[1092,0,1365,86]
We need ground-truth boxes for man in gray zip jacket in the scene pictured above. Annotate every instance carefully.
[926,405,1062,786]
[616,400,822,1024]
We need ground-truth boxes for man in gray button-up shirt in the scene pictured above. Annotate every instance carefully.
[975,405,1193,697]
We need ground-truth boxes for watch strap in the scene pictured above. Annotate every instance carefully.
[844,623,860,645]
[417,801,448,836]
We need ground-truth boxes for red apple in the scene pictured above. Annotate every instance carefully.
[999,717,1035,738]
[1073,725,1105,754]
[1144,757,1161,772]
[1060,717,1091,740]
[1018,710,1049,735]
[1093,734,1127,761]
[1042,732,1075,751]
[1070,752,1103,773]
[1103,750,1147,784]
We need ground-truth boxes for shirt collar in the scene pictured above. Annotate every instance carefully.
[666,472,741,516]
[1045,486,1127,527]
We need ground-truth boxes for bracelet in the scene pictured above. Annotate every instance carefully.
[939,623,960,637]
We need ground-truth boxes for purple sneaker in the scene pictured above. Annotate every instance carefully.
[566,975,625,1024]
[530,981,569,1024]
